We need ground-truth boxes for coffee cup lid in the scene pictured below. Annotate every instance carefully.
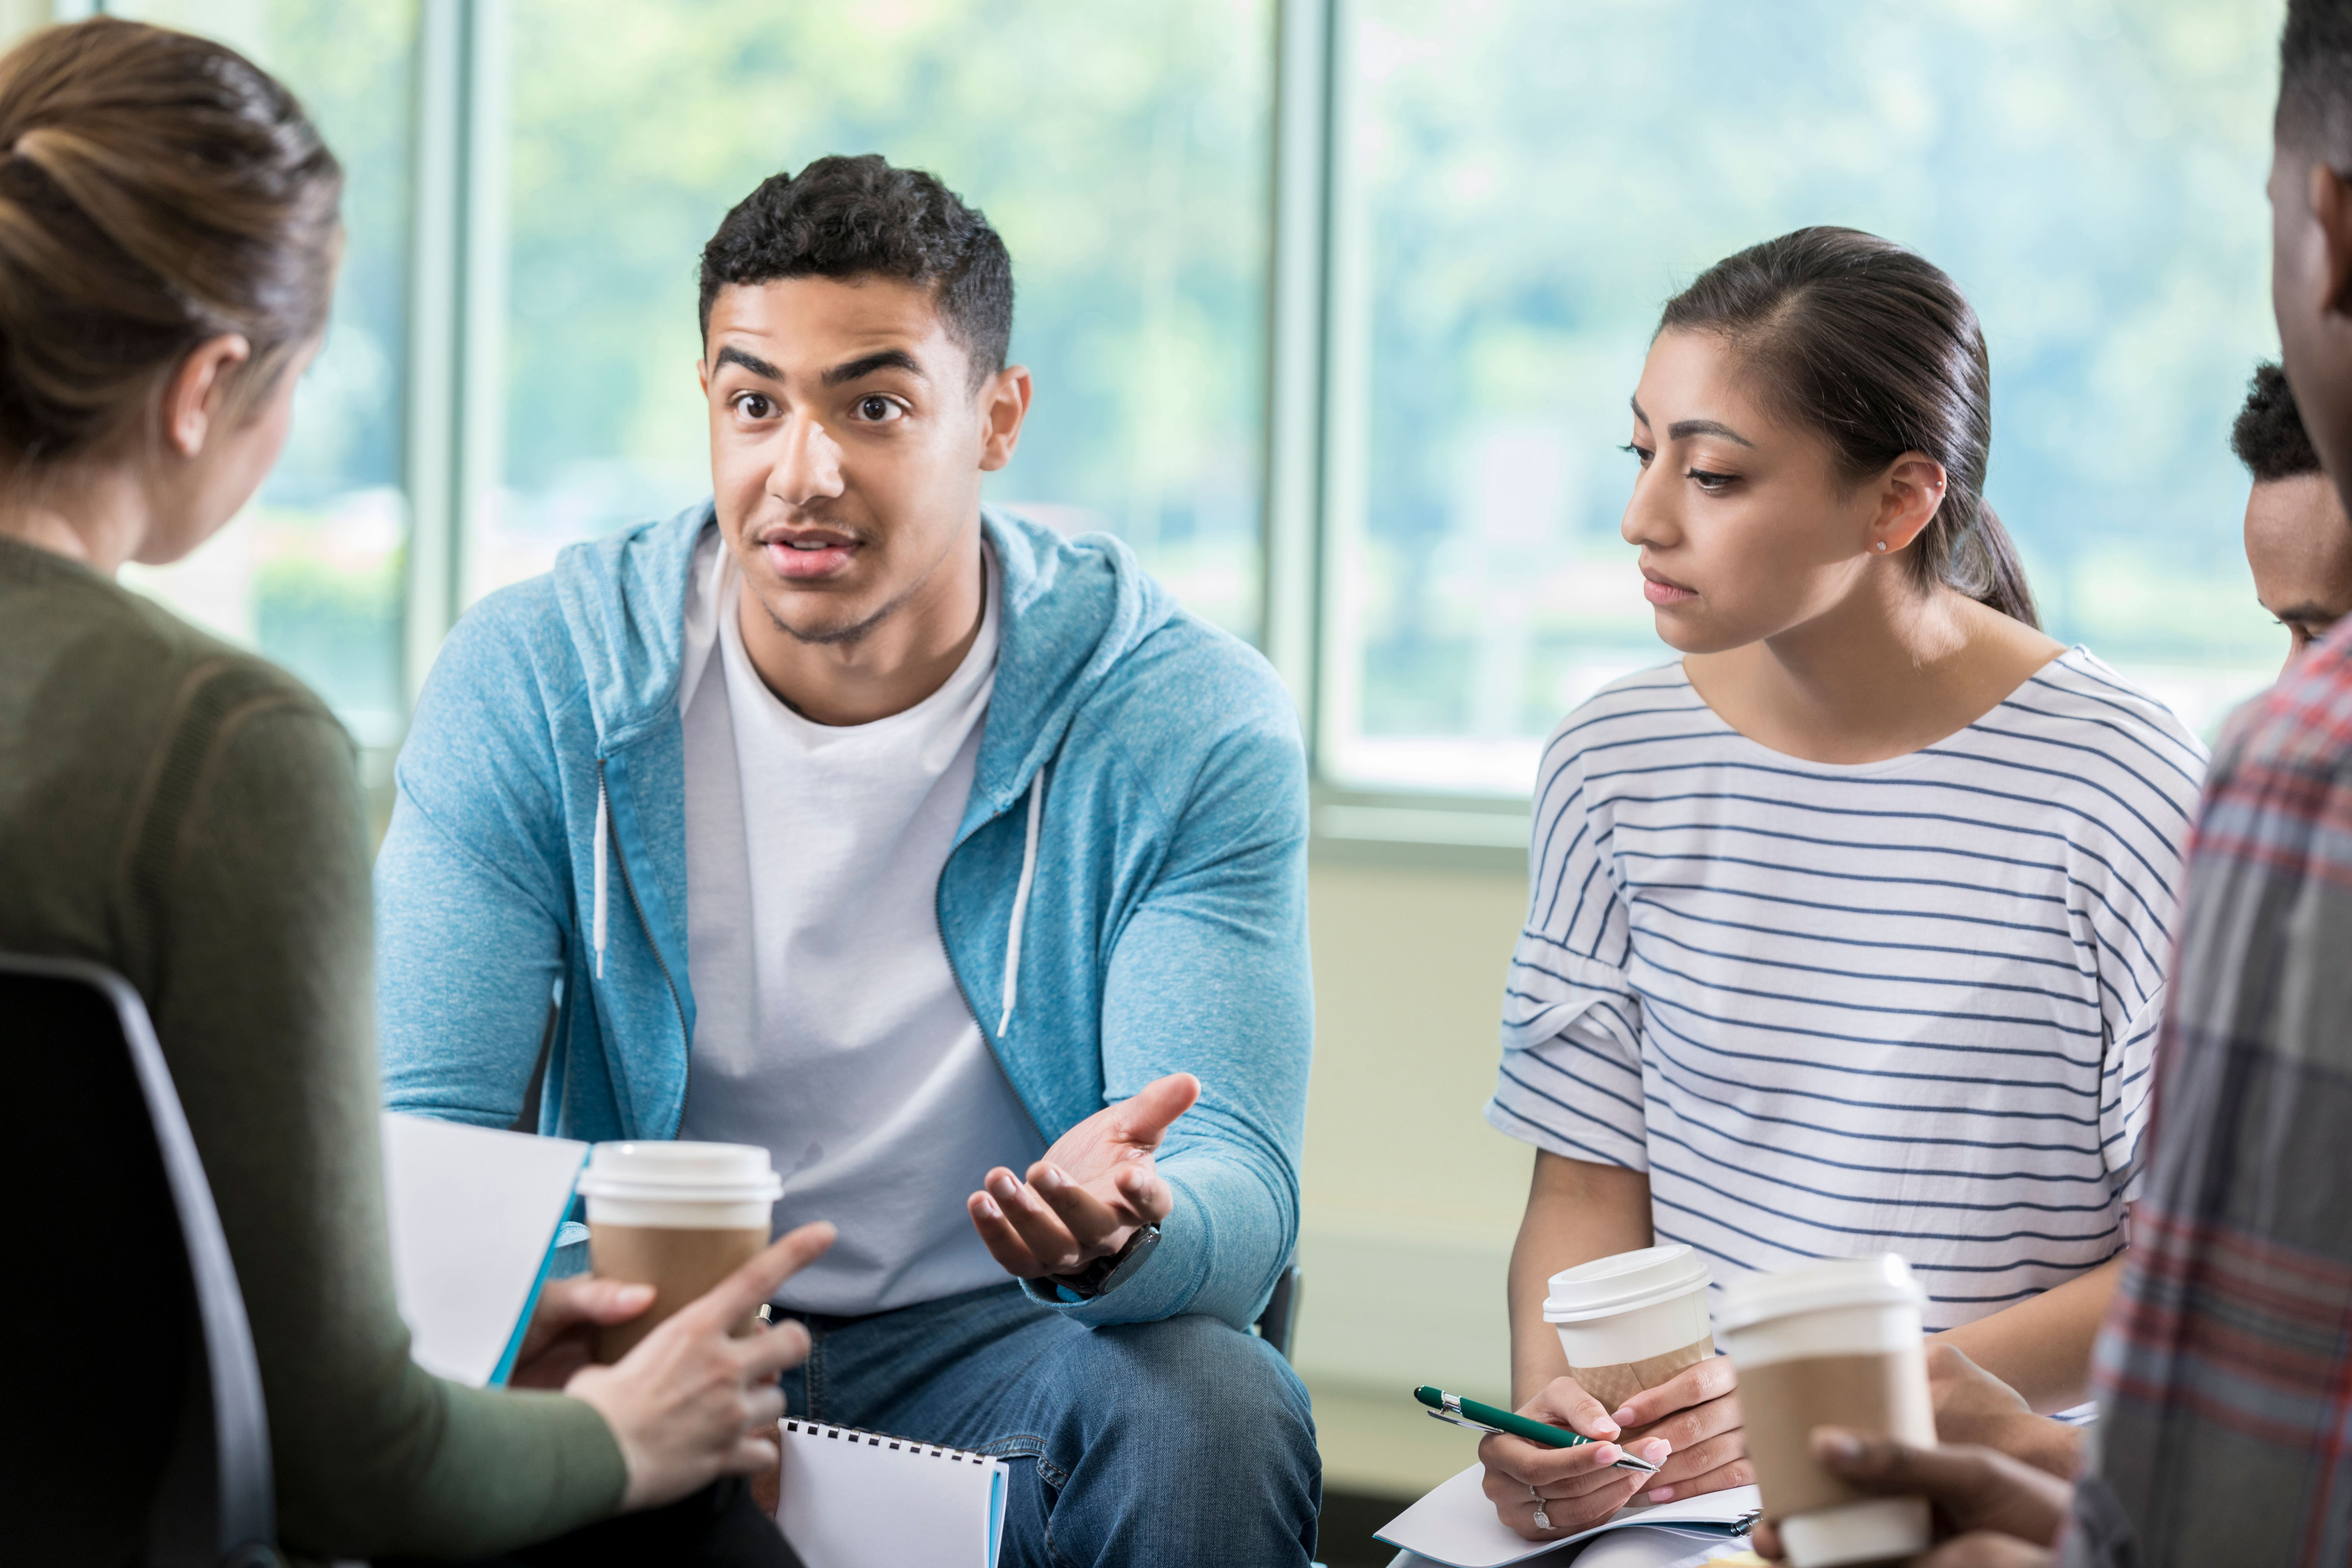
[1542,1243,1713,1324]
[575,1140,784,1204]
[1716,1253,1924,1333]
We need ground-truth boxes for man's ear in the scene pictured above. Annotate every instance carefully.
[978,364,1033,474]
[160,334,252,459]
[2310,162,2352,321]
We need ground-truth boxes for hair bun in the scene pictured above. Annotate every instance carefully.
[0,18,340,467]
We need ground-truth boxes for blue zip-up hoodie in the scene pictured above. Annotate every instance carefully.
[374,503,1310,1328]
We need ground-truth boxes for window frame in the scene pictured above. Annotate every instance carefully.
[60,0,1535,862]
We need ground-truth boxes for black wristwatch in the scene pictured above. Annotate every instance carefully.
[1049,1223,1161,1301]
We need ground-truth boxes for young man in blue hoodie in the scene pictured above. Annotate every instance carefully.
[375,155,1319,1566]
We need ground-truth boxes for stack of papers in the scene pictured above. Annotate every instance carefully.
[1375,1463,1761,1568]
[379,1112,589,1387]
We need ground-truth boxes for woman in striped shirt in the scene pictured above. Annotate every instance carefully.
[1477,228,2205,1541]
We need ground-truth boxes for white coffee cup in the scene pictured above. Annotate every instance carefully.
[575,1141,784,1361]
[575,1140,784,1228]
[1543,1243,1717,1410]
[1718,1254,1935,1568]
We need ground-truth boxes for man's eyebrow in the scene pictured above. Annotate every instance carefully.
[823,348,926,387]
[1666,417,1754,448]
[713,345,782,381]
[2266,599,2345,623]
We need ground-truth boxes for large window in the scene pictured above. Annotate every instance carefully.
[107,0,417,755]
[477,0,1273,642]
[64,0,2296,830]
[1321,0,2287,795]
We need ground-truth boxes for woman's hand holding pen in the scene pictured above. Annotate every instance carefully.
[1477,1376,1673,1541]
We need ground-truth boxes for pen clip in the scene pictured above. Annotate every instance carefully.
[1424,1406,1505,1437]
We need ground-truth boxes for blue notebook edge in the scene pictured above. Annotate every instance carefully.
[486,1144,592,1387]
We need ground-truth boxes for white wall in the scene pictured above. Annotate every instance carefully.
[1298,858,1537,1496]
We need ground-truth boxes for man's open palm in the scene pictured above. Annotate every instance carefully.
[966,1071,1200,1279]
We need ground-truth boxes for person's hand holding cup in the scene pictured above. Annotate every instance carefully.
[1483,1244,1734,1540]
[1721,1254,1951,1568]
[564,1220,836,1512]
[556,1139,821,1512]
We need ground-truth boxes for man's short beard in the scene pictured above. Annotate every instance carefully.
[757,583,915,648]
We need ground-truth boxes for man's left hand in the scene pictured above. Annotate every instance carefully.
[966,1071,1199,1280]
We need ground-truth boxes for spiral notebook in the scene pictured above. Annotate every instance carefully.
[773,1418,1007,1568]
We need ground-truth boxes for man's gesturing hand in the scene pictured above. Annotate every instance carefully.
[564,1221,834,1512]
[966,1071,1199,1280]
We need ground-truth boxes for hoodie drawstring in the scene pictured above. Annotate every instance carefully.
[592,773,609,980]
[996,764,1048,1038]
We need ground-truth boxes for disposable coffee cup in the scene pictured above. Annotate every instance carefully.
[1718,1254,1935,1568]
[1543,1243,1717,1411]
[576,1141,784,1363]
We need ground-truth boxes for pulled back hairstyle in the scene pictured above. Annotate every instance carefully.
[1659,227,2040,628]
[699,154,1013,386]
[2232,361,2326,483]
[0,18,341,468]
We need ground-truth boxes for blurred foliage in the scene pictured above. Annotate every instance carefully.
[498,0,1272,635]
[1343,0,2289,759]
[95,0,2294,777]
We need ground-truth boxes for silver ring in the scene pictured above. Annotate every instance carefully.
[1529,1484,1551,1531]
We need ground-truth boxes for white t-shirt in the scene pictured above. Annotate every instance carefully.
[677,529,1044,1314]
[1489,650,2206,1334]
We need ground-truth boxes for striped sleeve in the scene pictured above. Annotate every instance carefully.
[2101,984,2163,1194]
[1488,721,1650,1171]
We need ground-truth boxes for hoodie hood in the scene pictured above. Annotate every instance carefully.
[550,498,1177,838]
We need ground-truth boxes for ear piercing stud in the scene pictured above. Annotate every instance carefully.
[1873,541,1888,552]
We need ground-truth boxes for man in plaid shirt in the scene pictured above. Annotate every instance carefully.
[1752,3,2352,1563]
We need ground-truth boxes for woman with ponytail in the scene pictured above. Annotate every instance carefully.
[0,20,818,1564]
[1474,229,2206,1540]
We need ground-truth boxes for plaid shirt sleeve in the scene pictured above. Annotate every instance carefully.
[2075,633,2352,1566]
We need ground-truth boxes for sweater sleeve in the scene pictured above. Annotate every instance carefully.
[139,688,626,1560]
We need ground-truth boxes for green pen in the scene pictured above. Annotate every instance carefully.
[1412,1385,1661,1474]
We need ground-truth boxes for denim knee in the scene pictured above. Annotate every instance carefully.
[1087,1313,1316,1472]
[1038,1312,1319,1568]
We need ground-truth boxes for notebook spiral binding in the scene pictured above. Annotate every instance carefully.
[780,1417,1001,1465]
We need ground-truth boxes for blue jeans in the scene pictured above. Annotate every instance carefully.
[779,1283,1320,1568]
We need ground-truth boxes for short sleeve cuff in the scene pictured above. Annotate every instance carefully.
[1486,1017,1649,1172]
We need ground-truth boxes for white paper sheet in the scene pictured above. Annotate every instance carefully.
[379,1112,588,1387]
[774,1419,1006,1568]
[1375,1462,1760,1568]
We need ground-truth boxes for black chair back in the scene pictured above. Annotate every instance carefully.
[1256,1257,1303,1362]
[0,955,277,1566]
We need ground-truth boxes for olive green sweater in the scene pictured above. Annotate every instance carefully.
[0,536,626,1561]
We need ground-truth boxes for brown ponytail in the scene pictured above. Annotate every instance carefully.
[0,18,341,467]
[1658,227,2041,628]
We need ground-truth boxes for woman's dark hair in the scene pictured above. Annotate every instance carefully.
[0,18,342,468]
[1658,226,2040,628]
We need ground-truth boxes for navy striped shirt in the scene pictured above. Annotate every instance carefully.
[1488,650,2207,1331]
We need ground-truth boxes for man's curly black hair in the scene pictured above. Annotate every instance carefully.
[2232,361,2326,484]
[697,154,1013,387]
